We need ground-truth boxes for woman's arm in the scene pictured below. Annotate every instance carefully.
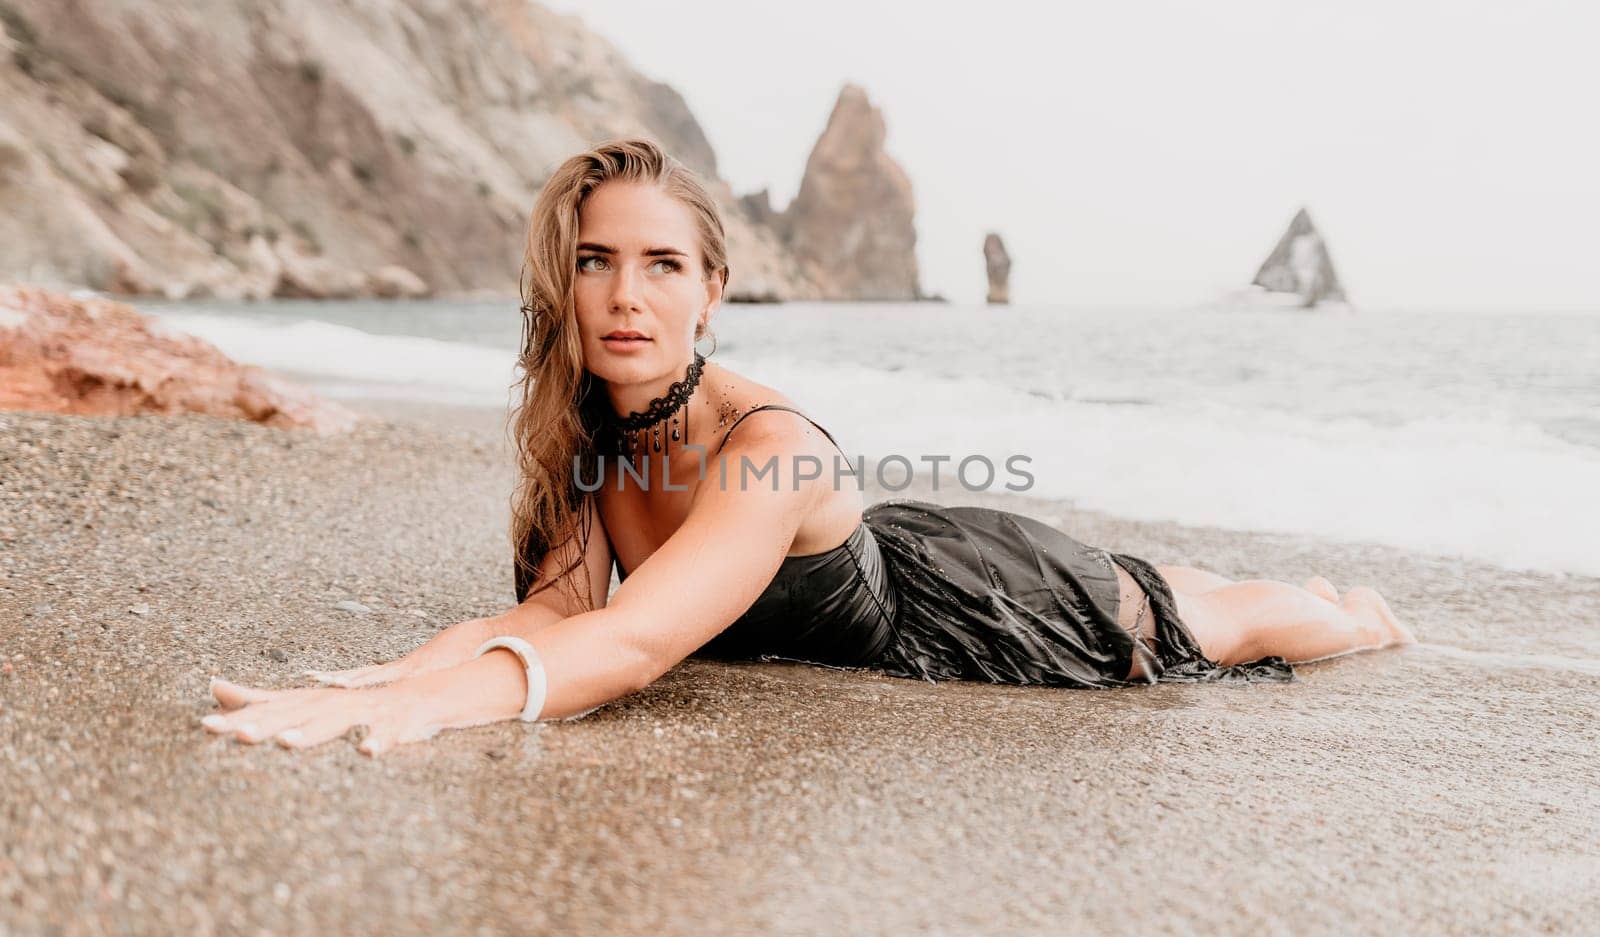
[204,422,829,755]
[389,424,826,724]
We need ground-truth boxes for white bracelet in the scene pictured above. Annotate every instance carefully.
[473,636,548,722]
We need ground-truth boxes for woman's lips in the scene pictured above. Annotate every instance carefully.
[600,335,652,351]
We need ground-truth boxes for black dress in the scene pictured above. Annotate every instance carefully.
[604,405,1294,688]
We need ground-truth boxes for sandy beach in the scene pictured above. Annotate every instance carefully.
[3,401,1598,935]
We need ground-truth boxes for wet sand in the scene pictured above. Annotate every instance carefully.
[3,403,1598,935]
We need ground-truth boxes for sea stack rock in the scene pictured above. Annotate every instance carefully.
[778,83,920,300]
[984,233,1011,304]
[1251,207,1347,307]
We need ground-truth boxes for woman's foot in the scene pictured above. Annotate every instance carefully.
[1304,576,1340,603]
[1341,585,1418,646]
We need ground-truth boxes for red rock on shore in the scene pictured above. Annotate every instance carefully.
[0,284,358,434]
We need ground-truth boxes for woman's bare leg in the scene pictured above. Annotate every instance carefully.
[1155,565,1236,594]
[1173,580,1416,665]
[1303,576,1340,603]
[1112,565,1162,680]
[1158,564,1341,604]
[1114,564,1414,678]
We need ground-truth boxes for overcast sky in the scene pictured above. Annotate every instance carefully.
[543,0,1599,309]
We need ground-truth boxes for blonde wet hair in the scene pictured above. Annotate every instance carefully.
[509,138,731,606]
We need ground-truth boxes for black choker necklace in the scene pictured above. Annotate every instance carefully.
[611,353,706,456]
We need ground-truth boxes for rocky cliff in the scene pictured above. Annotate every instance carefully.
[771,83,921,301]
[0,0,832,301]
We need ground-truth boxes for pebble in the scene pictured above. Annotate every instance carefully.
[268,648,289,663]
[29,603,55,618]
[128,604,151,616]
[333,600,372,615]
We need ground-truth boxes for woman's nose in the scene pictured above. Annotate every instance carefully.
[609,265,645,312]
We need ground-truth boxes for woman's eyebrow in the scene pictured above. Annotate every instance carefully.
[576,242,687,257]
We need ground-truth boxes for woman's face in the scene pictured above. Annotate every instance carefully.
[573,181,721,388]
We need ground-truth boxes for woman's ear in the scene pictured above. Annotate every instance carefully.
[703,268,725,321]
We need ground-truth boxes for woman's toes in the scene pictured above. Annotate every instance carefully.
[1304,576,1340,603]
[1343,586,1415,646]
[1370,593,1416,645]
[1388,611,1418,645]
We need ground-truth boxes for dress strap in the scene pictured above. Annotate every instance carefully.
[715,404,845,457]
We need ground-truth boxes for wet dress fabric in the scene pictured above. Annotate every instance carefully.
[606,405,1294,688]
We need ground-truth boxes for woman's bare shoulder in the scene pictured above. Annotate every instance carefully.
[701,362,802,410]
[697,365,860,553]
[702,363,819,440]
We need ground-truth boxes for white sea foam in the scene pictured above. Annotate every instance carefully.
[737,354,1600,579]
[153,312,519,407]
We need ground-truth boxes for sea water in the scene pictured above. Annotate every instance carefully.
[144,298,1600,578]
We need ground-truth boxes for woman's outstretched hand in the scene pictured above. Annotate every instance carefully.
[301,617,495,688]
[202,676,433,757]
[204,604,600,754]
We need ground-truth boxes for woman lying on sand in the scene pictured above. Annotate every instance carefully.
[202,139,1415,756]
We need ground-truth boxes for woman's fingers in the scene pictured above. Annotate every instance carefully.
[210,676,290,709]
[201,710,253,738]
[357,724,397,758]
[203,683,343,741]
[202,698,313,743]
[201,706,275,742]
[202,686,392,753]
[358,719,437,758]
[275,710,366,751]
[201,681,425,757]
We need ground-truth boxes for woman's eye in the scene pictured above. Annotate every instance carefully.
[577,255,607,272]
[651,259,682,274]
